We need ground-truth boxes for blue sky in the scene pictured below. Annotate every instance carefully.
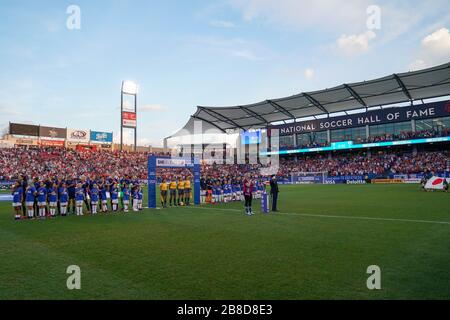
[1,0,450,146]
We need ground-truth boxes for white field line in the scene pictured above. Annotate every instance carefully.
[185,206,450,226]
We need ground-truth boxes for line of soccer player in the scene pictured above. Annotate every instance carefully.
[159,177,192,208]
[11,175,269,219]
[11,176,144,220]
[200,179,266,205]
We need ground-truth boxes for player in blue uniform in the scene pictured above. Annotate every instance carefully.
[138,185,143,210]
[59,183,69,216]
[100,184,109,213]
[48,183,58,217]
[110,182,119,212]
[12,182,23,220]
[82,178,91,214]
[37,182,48,219]
[219,182,225,203]
[212,182,221,204]
[132,186,139,212]
[232,182,240,201]
[75,183,85,216]
[25,183,37,219]
[122,184,130,212]
[256,179,264,199]
[90,184,100,214]
[227,182,233,202]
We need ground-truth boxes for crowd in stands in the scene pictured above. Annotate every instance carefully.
[363,128,450,144]
[0,147,163,181]
[1,145,448,184]
[279,151,449,177]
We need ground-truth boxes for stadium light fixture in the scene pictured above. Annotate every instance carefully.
[122,80,138,95]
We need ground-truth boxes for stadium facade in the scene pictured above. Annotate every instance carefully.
[167,63,450,182]
[268,99,449,155]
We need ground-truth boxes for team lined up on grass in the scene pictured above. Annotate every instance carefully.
[11,175,144,221]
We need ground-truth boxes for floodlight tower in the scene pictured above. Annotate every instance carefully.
[120,80,138,151]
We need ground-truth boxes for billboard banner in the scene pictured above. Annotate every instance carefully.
[372,179,405,184]
[156,158,194,168]
[9,123,39,137]
[67,128,90,142]
[292,175,366,184]
[39,139,65,147]
[122,112,137,128]
[270,100,450,136]
[15,138,36,146]
[39,126,67,139]
[90,131,113,143]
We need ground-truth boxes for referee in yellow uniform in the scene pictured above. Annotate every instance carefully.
[177,178,185,206]
[159,179,168,208]
[169,179,177,207]
[184,178,192,206]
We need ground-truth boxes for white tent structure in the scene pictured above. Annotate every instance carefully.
[166,62,450,143]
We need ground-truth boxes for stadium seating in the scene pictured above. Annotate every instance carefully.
[0,145,448,182]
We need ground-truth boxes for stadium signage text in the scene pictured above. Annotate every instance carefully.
[156,158,194,168]
[39,126,67,139]
[67,129,90,142]
[9,123,39,137]
[39,139,65,147]
[90,131,113,143]
[122,111,137,128]
[15,138,35,145]
[271,100,450,136]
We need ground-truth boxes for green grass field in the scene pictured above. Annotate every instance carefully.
[0,184,449,300]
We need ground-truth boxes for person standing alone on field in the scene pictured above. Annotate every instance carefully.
[270,175,279,212]
[243,175,254,216]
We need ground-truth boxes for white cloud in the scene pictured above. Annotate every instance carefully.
[189,36,268,61]
[231,49,263,61]
[422,28,450,53]
[304,68,315,80]
[139,104,168,112]
[409,59,426,71]
[336,31,376,56]
[230,0,371,33]
[0,105,22,117]
[210,19,236,28]
[376,4,421,44]
[409,28,450,70]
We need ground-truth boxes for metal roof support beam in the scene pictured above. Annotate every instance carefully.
[343,84,367,107]
[199,107,246,131]
[240,106,268,124]
[302,93,329,114]
[266,100,296,120]
[393,74,413,101]
[191,116,227,133]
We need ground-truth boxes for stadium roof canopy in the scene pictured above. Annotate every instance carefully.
[169,62,450,137]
